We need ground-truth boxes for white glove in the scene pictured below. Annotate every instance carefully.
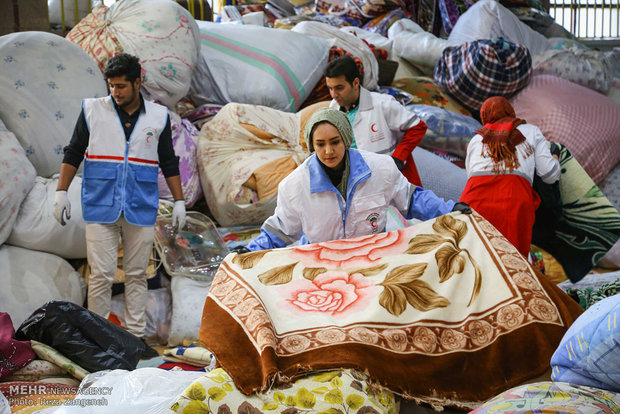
[172,200,186,230]
[53,190,71,226]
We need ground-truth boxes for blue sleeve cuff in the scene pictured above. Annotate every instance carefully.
[247,228,288,251]
[407,187,455,221]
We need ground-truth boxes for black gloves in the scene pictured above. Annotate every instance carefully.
[549,142,561,157]
[391,156,405,171]
[452,202,472,214]
[231,246,251,254]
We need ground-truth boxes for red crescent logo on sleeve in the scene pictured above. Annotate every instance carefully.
[370,123,378,132]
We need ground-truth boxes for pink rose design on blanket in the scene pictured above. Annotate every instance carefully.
[279,271,377,317]
[290,229,409,269]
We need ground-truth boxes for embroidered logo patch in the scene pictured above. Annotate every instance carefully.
[369,122,385,143]
[142,127,158,144]
[366,212,380,233]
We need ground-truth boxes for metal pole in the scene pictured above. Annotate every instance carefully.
[60,0,66,31]
[74,0,79,27]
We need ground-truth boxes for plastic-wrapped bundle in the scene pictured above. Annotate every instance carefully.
[533,48,613,95]
[153,211,229,280]
[413,146,467,202]
[0,31,107,178]
[407,104,481,158]
[8,176,86,259]
[191,21,332,113]
[1,247,86,330]
[447,0,551,58]
[157,112,202,208]
[197,103,309,226]
[388,18,459,75]
[434,38,532,112]
[292,21,379,91]
[0,120,36,245]
[67,0,200,108]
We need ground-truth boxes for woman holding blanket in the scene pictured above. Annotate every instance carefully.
[460,96,561,257]
[246,108,459,251]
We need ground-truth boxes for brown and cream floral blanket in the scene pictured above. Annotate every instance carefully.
[199,212,583,409]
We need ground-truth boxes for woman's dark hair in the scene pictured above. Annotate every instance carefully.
[325,55,360,85]
[104,53,141,82]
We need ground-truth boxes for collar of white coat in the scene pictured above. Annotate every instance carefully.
[308,149,371,196]
[358,86,374,112]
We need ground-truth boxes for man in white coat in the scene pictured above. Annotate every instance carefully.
[326,55,427,186]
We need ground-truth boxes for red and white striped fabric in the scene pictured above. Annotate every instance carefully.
[511,75,620,184]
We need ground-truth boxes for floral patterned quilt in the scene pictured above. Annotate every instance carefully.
[199,212,583,410]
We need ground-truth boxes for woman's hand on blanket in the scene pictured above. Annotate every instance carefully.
[452,202,472,214]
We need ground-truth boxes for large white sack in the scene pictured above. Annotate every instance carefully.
[191,21,332,113]
[67,0,200,108]
[197,103,308,226]
[0,31,107,178]
[388,19,459,76]
[448,0,551,58]
[340,26,395,60]
[0,245,86,330]
[292,21,379,92]
[413,147,467,202]
[8,176,86,259]
[0,120,36,246]
[48,0,91,28]
[533,48,613,94]
[0,392,8,414]
[38,368,204,414]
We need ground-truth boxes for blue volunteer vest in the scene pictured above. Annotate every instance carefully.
[81,96,168,226]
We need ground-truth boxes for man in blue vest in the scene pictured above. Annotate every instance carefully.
[53,53,185,341]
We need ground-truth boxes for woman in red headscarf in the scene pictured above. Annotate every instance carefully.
[459,96,561,258]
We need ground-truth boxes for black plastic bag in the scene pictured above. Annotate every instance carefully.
[15,300,147,372]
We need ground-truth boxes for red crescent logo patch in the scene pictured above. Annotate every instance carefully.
[370,123,378,132]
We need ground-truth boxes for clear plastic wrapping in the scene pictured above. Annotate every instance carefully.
[154,211,230,280]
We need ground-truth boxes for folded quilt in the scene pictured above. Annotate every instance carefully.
[199,211,583,409]
[30,340,90,380]
[472,381,620,413]
[163,345,213,368]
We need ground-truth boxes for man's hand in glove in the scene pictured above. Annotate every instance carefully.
[53,190,71,225]
[172,200,186,230]
[452,202,472,214]
[391,156,405,171]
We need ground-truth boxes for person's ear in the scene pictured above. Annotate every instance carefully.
[352,77,360,89]
[133,77,141,90]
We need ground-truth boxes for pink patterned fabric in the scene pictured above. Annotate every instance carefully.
[510,75,620,184]
[0,313,35,380]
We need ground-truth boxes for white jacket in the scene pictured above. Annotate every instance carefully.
[329,87,421,155]
[466,123,561,185]
[248,149,454,250]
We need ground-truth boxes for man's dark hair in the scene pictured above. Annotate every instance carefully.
[104,53,141,82]
[325,55,360,84]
